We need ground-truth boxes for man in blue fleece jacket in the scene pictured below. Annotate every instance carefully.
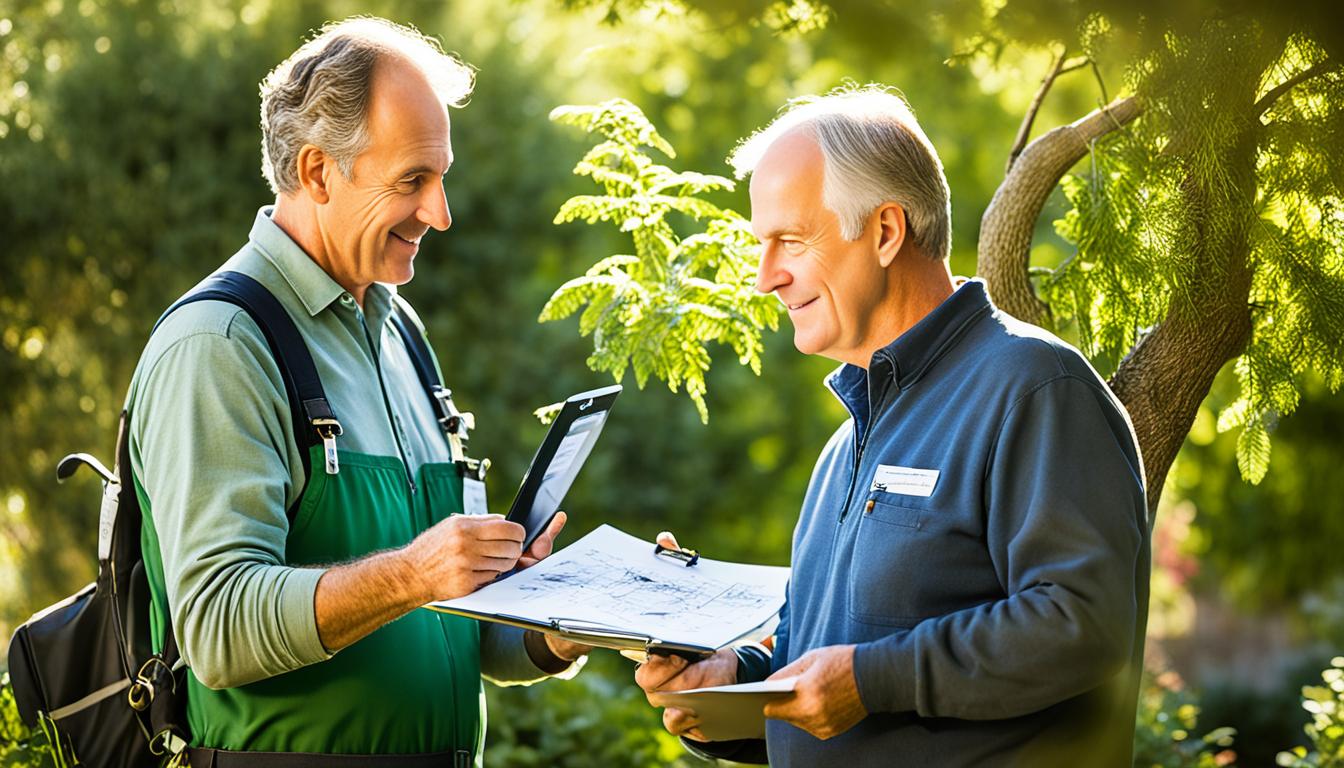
[636,85,1150,767]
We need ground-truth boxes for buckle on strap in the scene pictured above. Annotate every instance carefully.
[430,386,475,463]
[303,397,343,475]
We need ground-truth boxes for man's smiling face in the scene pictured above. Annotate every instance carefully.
[316,54,453,294]
[750,129,888,365]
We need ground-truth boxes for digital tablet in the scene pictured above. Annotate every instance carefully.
[506,384,622,550]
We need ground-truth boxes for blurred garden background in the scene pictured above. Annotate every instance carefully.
[2,0,1343,765]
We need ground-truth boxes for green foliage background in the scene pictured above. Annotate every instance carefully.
[1,0,1341,765]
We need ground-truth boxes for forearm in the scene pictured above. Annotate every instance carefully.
[314,546,426,652]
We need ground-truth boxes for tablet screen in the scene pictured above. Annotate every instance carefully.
[507,385,621,549]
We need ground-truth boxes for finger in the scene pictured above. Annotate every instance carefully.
[762,694,796,720]
[471,518,527,542]
[684,728,709,743]
[545,510,567,538]
[467,538,525,560]
[664,706,701,736]
[655,531,680,550]
[635,654,688,691]
[467,554,521,574]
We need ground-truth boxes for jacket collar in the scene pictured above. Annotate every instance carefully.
[872,278,993,391]
[826,278,993,430]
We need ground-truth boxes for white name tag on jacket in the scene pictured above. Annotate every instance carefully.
[870,465,940,497]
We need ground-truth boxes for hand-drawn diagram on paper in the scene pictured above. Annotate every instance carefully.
[515,547,778,635]
[432,524,790,650]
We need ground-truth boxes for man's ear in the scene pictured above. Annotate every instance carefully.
[875,203,907,268]
[295,144,332,205]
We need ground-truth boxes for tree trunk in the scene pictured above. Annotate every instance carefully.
[977,96,1257,524]
[1108,294,1251,519]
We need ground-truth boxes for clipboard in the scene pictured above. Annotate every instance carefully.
[505,384,621,550]
[440,610,715,661]
[426,524,788,663]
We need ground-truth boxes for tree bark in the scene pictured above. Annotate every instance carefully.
[978,94,1259,524]
[1108,294,1251,519]
[978,95,1143,329]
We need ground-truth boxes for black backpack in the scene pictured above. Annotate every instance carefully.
[6,271,461,766]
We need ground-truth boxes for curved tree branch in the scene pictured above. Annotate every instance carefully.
[978,95,1144,328]
[1254,59,1339,119]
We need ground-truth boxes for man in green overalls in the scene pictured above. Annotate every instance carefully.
[125,17,588,766]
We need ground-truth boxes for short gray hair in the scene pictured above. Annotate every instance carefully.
[259,17,474,195]
[728,85,951,261]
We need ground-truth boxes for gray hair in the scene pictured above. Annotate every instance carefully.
[728,85,951,261]
[259,17,474,195]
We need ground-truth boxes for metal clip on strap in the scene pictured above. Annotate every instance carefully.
[303,397,343,476]
[430,386,475,465]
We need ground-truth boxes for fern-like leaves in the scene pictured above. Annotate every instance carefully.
[542,99,781,422]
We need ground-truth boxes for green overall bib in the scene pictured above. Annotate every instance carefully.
[138,446,484,758]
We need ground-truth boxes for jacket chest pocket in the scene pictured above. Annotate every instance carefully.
[847,490,933,627]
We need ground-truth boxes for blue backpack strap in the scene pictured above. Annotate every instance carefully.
[154,270,342,516]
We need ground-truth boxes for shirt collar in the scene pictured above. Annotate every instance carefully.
[248,206,347,317]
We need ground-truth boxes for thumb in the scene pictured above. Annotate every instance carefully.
[656,531,680,550]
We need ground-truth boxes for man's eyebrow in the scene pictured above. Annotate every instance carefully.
[758,225,803,240]
[397,165,449,178]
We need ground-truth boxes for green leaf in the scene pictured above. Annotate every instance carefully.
[1236,417,1272,484]
[548,99,782,422]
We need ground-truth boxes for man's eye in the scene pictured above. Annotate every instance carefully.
[401,177,423,189]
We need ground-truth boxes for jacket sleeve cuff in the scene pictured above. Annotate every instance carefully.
[480,624,586,685]
[853,631,916,714]
[734,642,773,683]
[680,736,769,764]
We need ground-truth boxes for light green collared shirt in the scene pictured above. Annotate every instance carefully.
[127,206,550,689]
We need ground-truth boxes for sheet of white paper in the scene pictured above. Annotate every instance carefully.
[650,677,797,741]
[430,524,790,651]
[679,678,797,695]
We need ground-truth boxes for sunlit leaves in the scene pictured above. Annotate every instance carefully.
[542,99,780,422]
[1046,22,1344,484]
[1276,657,1344,767]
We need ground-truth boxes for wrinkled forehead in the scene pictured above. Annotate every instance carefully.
[749,129,827,236]
[363,55,453,170]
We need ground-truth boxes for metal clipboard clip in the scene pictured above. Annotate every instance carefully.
[549,618,709,663]
[653,542,699,567]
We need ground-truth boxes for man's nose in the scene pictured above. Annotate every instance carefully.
[754,244,787,295]
[419,181,452,231]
